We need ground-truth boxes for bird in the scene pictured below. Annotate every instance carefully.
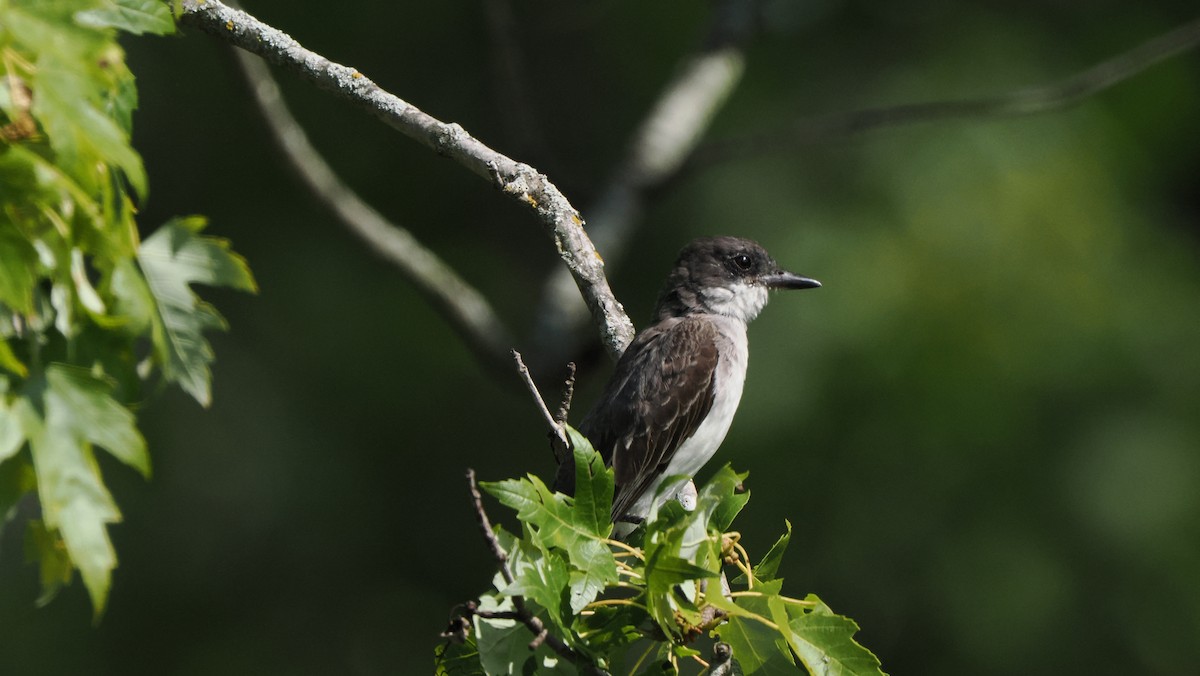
[555,236,820,527]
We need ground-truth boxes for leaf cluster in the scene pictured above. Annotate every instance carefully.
[0,0,254,616]
[437,430,886,675]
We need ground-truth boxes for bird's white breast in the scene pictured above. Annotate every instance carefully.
[627,315,750,517]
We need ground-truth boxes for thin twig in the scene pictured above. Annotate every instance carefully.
[177,0,635,359]
[466,468,514,585]
[511,350,570,453]
[229,44,515,374]
[553,361,576,426]
[474,609,522,620]
[690,16,1200,170]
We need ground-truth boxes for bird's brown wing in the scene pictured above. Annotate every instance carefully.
[577,317,719,522]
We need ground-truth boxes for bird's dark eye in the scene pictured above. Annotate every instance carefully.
[731,253,753,271]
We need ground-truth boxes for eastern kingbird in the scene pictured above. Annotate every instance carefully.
[556,236,820,526]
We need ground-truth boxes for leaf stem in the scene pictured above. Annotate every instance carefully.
[732,541,754,589]
[727,591,817,607]
[605,538,646,560]
[583,598,649,612]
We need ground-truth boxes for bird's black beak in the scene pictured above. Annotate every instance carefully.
[761,271,821,290]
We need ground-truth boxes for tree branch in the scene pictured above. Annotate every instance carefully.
[530,0,759,363]
[690,15,1200,170]
[229,44,515,373]
[176,0,635,359]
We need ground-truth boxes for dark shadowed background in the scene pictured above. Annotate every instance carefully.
[2,1,1198,673]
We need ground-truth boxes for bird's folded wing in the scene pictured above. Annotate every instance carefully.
[579,317,719,522]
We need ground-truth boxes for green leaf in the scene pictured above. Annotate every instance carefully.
[712,581,802,675]
[473,595,537,676]
[0,227,38,315]
[106,257,155,334]
[1,4,105,57]
[75,0,176,36]
[15,364,150,616]
[733,520,792,586]
[754,521,792,582]
[0,339,28,378]
[471,594,579,676]
[24,519,75,607]
[45,365,149,477]
[567,537,619,614]
[784,595,887,676]
[0,454,35,523]
[483,476,583,547]
[575,604,646,658]
[503,545,571,634]
[644,549,719,588]
[565,426,613,538]
[32,51,148,200]
[710,486,750,534]
[434,636,485,676]
[696,464,749,530]
[15,394,117,617]
[136,217,256,407]
[0,395,26,461]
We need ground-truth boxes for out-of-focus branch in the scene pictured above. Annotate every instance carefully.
[690,16,1200,170]
[480,0,566,181]
[231,47,515,372]
[530,0,758,363]
[177,0,635,359]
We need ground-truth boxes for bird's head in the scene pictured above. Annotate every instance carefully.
[655,236,821,322]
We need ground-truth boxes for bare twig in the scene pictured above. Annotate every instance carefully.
[553,362,576,427]
[229,45,515,373]
[690,15,1200,170]
[530,0,758,363]
[177,0,635,359]
[511,350,570,454]
[466,469,514,584]
[465,469,609,675]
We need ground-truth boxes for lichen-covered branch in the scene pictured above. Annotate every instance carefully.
[176,0,635,358]
[531,0,758,361]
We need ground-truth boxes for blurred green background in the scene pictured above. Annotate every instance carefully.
[2,0,1199,673]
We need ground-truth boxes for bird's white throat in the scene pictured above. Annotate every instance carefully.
[700,281,769,322]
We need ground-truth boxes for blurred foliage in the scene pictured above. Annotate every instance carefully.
[0,0,254,617]
[1,0,1198,674]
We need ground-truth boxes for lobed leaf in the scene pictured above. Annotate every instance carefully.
[24,519,75,607]
[32,52,148,199]
[136,217,257,407]
[785,597,886,676]
[565,426,613,538]
[754,521,792,582]
[44,365,149,477]
[712,580,802,675]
